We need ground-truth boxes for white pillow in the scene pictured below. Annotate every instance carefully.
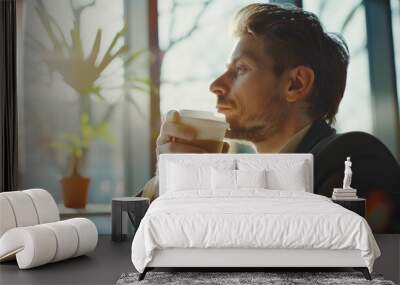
[236,169,267,188]
[211,168,236,190]
[211,169,267,190]
[266,164,307,191]
[238,159,309,192]
[167,162,211,191]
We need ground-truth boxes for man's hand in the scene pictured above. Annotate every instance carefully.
[156,110,229,157]
[156,110,205,156]
[144,110,229,202]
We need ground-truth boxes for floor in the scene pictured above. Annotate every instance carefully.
[1,235,397,284]
[0,235,134,285]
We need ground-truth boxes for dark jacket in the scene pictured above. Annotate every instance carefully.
[297,120,400,233]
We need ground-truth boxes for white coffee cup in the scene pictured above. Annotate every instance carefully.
[176,109,229,153]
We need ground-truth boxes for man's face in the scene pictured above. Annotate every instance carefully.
[210,33,289,142]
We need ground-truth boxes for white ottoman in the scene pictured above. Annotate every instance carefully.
[0,189,98,269]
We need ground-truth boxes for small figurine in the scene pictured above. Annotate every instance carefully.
[342,157,353,189]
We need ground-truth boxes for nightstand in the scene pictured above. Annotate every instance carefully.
[112,197,149,242]
[331,198,366,217]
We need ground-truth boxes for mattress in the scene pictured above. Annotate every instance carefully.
[131,190,380,273]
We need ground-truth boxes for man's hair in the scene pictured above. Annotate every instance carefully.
[233,3,349,125]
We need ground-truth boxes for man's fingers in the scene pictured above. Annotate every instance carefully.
[157,111,194,147]
[222,141,230,153]
[162,122,196,141]
[156,122,194,147]
[166,110,180,123]
[157,142,207,155]
[156,130,168,146]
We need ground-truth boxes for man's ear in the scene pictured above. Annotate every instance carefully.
[285,66,315,103]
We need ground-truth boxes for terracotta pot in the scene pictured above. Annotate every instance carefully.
[60,175,90,208]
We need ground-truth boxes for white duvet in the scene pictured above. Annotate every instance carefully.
[131,190,380,273]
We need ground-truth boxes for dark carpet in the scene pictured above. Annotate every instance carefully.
[117,271,396,285]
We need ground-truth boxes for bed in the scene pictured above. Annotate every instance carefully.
[131,154,380,280]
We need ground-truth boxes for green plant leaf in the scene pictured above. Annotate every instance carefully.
[35,1,62,52]
[123,48,146,67]
[88,29,102,66]
[80,113,90,125]
[61,133,82,148]
[94,123,113,141]
[93,92,106,100]
[81,85,102,97]
[98,24,128,72]
[50,142,72,153]
[46,14,69,49]
[98,44,129,74]
[82,126,93,145]
[130,83,151,94]
[70,23,84,61]
[127,77,151,86]
[74,148,82,158]
[98,130,115,143]
[125,76,157,95]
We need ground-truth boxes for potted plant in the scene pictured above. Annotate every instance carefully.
[52,113,114,208]
[33,0,151,207]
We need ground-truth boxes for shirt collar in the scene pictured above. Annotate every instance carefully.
[279,124,312,153]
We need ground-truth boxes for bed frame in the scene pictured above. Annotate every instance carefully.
[139,248,371,280]
[138,154,372,281]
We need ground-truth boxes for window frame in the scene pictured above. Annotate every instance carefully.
[364,0,400,160]
[0,0,18,192]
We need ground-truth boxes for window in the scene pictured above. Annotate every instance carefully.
[158,0,258,115]
[303,0,373,134]
[158,0,263,153]
[18,0,151,233]
[391,0,400,113]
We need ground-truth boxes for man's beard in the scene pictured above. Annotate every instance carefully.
[225,117,286,142]
[226,124,274,142]
[224,98,289,143]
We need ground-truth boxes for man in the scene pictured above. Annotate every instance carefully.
[143,3,400,233]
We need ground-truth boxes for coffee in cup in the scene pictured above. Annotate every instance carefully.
[173,109,229,153]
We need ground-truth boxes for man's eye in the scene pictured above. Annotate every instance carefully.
[236,65,248,75]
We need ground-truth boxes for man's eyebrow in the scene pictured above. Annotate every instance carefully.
[226,53,260,68]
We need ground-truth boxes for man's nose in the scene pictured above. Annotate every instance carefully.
[209,75,227,97]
